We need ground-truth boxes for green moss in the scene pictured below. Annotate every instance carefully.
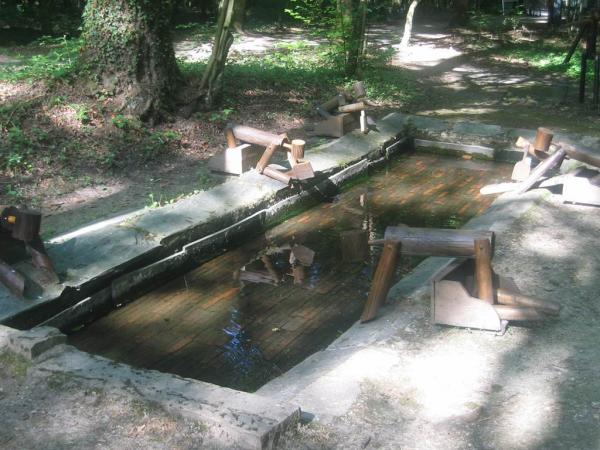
[0,350,31,380]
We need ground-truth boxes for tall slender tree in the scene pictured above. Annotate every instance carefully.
[198,0,238,108]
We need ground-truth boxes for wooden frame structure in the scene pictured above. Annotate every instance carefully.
[361,226,560,330]
[0,206,58,297]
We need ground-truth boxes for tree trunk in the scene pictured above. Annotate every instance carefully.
[81,0,181,122]
[337,0,367,77]
[233,0,247,33]
[452,0,470,26]
[199,0,237,108]
[399,0,420,49]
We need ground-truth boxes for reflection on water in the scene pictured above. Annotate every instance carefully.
[69,154,511,392]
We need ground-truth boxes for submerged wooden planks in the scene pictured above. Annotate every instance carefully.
[69,154,511,391]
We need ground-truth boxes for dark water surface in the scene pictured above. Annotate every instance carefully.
[69,154,511,391]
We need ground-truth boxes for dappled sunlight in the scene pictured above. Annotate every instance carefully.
[418,107,499,116]
[393,43,462,69]
[404,333,527,422]
[175,31,325,63]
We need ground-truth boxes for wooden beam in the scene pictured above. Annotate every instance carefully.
[230,124,288,147]
[370,227,494,257]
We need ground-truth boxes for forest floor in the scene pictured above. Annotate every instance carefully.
[1,14,600,450]
[1,14,597,237]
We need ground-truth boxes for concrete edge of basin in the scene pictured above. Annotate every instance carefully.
[0,324,301,449]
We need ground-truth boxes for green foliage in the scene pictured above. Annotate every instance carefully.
[180,39,422,115]
[0,36,81,82]
[493,42,584,79]
[284,0,336,27]
[1,126,33,172]
[209,108,235,123]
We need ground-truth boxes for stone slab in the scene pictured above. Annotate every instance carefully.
[35,342,300,449]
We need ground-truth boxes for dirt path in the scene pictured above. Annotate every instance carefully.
[388,18,600,135]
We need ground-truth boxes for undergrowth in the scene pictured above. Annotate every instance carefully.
[0,36,81,82]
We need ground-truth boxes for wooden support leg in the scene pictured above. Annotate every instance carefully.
[262,166,292,184]
[474,238,494,304]
[256,143,279,173]
[360,241,400,323]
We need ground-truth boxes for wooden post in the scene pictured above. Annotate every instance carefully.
[360,241,400,323]
[225,125,237,149]
[360,110,368,134]
[474,238,494,304]
[532,127,553,152]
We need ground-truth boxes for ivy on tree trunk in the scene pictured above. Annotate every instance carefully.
[81,0,181,122]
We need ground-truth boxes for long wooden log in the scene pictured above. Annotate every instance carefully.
[360,241,400,322]
[370,227,494,257]
[494,304,547,321]
[516,147,566,194]
[338,102,365,113]
[320,96,340,113]
[562,143,600,168]
[230,124,288,147]
[496,288,560,315]
[474,238,494,304]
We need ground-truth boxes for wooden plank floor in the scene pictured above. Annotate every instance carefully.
[69,154,511,391]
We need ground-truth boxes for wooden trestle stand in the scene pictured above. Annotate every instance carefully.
[210,123,315,184]
[361,226,560,331]
[0,206,58,297]
[314,82,370,137]
[505,126,600,204]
